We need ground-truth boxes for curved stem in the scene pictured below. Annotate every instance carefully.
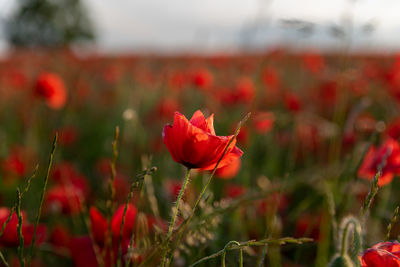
[222,241,241,267]
[160,168,191,266]
[340,217,361,256]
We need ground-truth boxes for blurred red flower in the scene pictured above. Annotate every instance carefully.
[0,208,46,247]
[358,138,400,186]
[253,112,275,134]
[90,204,137,247]
[87,204,138,266]
[360,241,400,267]
[34,72,67,109]
[284,92,302,113]
[224,184,246,199]
[163,110,243,170]
[50,225,71,249]
[261,66,281,90]
[192,68,213,90]
[46,184,84,215]
[386,118,400,140]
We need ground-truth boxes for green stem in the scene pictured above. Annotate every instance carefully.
[16,189,24,267]
[116,179,136,267]
[339,216,361,257]
[190,237,312,267]
[160,168,191,267]
[221,241,241,267]
[27,134,57,265]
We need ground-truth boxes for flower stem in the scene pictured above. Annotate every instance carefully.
[160,168,191,267]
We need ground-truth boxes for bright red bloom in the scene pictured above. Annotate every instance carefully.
[360,241,400,267]
[163,110,243,170]
[358,138,400,186]
[34,72,67,109]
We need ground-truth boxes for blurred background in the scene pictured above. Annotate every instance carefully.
[2,1,400,266]
[0,0,399,54]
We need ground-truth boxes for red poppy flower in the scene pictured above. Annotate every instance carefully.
[162,110,243,170]
[89,204,137,247]
[46,184,84,215]
[88,204,137,266]
[0,208,46,247]
[358,138,400,186]
[34,72,67,109]
[284,92,302,113]
[192,68,213,90]
[215,157,241,179]
[360,241,400,267]
[253,112,275,134]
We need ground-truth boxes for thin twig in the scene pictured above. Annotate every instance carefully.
[190,237,313,267]
[385,206,399,241]
[27,133,57,265]
[16,188,24,267]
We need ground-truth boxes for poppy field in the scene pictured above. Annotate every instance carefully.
[2,49,400,266]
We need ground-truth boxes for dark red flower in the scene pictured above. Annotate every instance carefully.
[34,72,67,109]
[386,118,400,140]
[284,92,302,113]
[69,236,98,267]
[50,225,71,248]
[163,110,243,170]
[358,138,400,186]
[360,241,400,267]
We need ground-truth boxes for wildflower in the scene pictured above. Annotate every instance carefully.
[192,68,213,90]
[253,112,275,134]
[360,241,400,267]
[358,138,400,186]
[34,72,67,109]
[162,110,243,170]
[0,207,46,247]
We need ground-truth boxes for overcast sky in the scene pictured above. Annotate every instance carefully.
[1,0,400,53]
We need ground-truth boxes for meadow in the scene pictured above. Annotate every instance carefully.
[0,48,399,266]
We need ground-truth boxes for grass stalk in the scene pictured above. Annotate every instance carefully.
[27,134,57,265]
